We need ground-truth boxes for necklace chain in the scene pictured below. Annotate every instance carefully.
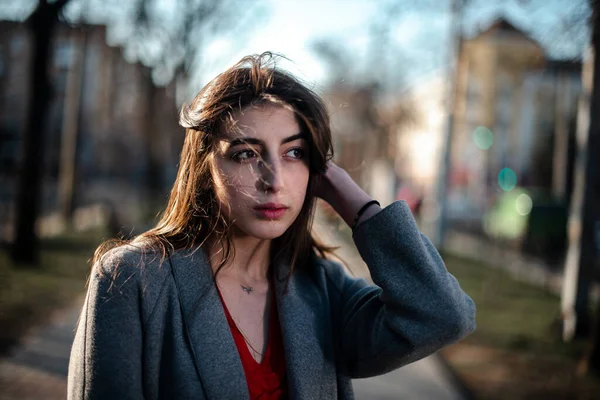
[229,309,266,358]
[216,283,267,358]
[235,322,264,357]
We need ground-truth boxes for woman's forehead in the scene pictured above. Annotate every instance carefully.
[224,105,301,142]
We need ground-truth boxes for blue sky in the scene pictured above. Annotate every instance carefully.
[198,0,378,87]
[194,0,589,91]
[198,0,443,88]
[2,0,590,90]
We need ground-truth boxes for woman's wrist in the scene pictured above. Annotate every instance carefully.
[320,164,382,228]
[351,200,380,231]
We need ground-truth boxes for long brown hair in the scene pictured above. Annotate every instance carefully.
[93,52,336,280]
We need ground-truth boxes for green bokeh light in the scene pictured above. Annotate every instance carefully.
[473,126,494,150]
[483,188,530,240]
[498,168,517,191]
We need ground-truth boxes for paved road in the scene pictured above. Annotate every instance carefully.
[0,303,81,400]
[352,357,464,399]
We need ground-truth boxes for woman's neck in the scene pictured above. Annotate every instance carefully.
[208,233,272,282]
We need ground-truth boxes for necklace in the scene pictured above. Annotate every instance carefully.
[228,308,267,359]
[236,323,264,357]
[216,283,267,359]
[241,284,253,294]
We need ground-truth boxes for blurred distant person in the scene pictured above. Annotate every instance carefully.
[67,53,475,399]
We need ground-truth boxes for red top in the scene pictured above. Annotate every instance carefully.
[217,288,288,399]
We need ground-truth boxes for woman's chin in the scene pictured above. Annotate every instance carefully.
[239,221,291,240]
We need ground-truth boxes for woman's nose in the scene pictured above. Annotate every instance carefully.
[258,159,284,193]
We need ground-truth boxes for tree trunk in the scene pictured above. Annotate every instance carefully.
[144,74,162,200]
[10,0,70,264]
[578,0,600,375]
[58,28,86,226]
[561,0,600,343]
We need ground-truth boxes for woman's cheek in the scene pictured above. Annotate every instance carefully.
[287,165,309,201]
[220,164,253,188]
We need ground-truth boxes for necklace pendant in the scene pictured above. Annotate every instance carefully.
[241,285,253,294]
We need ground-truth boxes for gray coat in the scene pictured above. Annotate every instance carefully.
[67,201,476,399]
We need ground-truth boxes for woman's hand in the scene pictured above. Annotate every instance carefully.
[313,161,348,205]
[314,161,382,229]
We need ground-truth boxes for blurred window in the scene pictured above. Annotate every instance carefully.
[54,39,73,69]
[10,34,24,55]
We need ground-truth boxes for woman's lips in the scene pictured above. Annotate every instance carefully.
[254,204,288,220]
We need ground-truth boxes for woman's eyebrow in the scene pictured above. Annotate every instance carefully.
[281,132,306,144]
[228,137,262,147]
[227,132,306,147]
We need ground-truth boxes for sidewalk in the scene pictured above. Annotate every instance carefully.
[0,298,83,400]
[353,358,465,400]
[0,211,468,400]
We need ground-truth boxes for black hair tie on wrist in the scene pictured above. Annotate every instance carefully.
[351,200,380,232]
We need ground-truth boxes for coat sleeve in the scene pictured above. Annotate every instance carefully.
[67,247,144,399]
[324,201,476,378]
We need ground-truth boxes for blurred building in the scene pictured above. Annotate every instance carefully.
[0,21,182,241]
[380,17,584,265]
[327,83,414,207]
[446,18,581,256]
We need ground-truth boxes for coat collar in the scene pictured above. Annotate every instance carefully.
[168,248,329,399]
[167,248,248,399]
[273,258,329,399]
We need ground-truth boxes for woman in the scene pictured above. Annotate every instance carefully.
[68,53,475,399]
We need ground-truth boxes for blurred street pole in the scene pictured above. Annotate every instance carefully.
[143,74,162,201]
[11,0,71,264]
[433,0,464,248]
[561,0,600,344]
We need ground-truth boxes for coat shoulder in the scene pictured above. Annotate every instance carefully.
[98,242,165,271]
[95,242,171,295]
[93,243,175,327]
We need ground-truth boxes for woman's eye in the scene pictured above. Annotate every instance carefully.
[231,149,258,162]
[285,148,305,159]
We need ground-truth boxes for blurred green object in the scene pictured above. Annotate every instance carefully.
[483,188,531,240]
[483,188,568,265]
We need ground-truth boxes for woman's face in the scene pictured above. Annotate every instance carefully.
[212,104,310,240]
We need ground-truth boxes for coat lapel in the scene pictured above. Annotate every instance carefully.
[273,260,330,399]
[168,249,249,399]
